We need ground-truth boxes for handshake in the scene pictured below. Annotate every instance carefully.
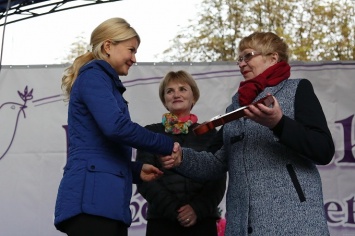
[160,142,182,169]
[141,142,182,182]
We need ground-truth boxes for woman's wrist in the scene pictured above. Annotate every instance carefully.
[176,151,183,166]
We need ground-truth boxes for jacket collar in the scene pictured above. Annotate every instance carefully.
[79,59,126,94]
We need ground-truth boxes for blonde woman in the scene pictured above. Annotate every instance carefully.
[54,18,178,236]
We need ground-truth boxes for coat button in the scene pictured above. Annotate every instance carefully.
[90,165,95,170]
[248,226,253,234]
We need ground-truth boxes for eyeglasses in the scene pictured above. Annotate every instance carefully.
[237,51,262,65]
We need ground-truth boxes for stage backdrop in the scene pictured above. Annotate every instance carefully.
[0,61,354,236]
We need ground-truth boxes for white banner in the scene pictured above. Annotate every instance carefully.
[0,61,354,236]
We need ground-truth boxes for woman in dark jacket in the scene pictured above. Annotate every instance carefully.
[137,70,226,236]
[54,18,178,236]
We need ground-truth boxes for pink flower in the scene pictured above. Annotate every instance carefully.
[217,218,226,236]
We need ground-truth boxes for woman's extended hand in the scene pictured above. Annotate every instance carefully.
[140,164,163,182]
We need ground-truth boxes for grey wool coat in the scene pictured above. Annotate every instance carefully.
[176,79,334,236]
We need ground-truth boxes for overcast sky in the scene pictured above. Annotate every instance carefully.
[0,0,201,65]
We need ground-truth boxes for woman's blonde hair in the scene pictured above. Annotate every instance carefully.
[238,32,289,62]
[61,17,140,99]
[159,70,200,110]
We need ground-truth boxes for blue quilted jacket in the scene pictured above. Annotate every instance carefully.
[54,60,174,230]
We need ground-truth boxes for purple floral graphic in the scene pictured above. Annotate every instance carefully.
[0,86,33,160]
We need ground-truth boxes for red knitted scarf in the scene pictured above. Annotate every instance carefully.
[238,61,290,106]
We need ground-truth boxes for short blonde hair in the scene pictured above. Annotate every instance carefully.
[159,70,200,107]
[238,32,289,62]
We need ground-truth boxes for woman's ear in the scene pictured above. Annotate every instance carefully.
[103,40,111,55]
[191,99,196,110]
[271,52,280,64]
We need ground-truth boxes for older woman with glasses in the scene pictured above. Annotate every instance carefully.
[160,32,334,236]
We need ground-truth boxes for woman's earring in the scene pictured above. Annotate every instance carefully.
[106,53,110,57]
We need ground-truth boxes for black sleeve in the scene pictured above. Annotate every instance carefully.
[206,126,224,154]
[189,173,226,219]
[272,79,335,165]
[136,148,180,220]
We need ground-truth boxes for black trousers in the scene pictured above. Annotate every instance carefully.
[146,218,218,236]
[59,213,128,236]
